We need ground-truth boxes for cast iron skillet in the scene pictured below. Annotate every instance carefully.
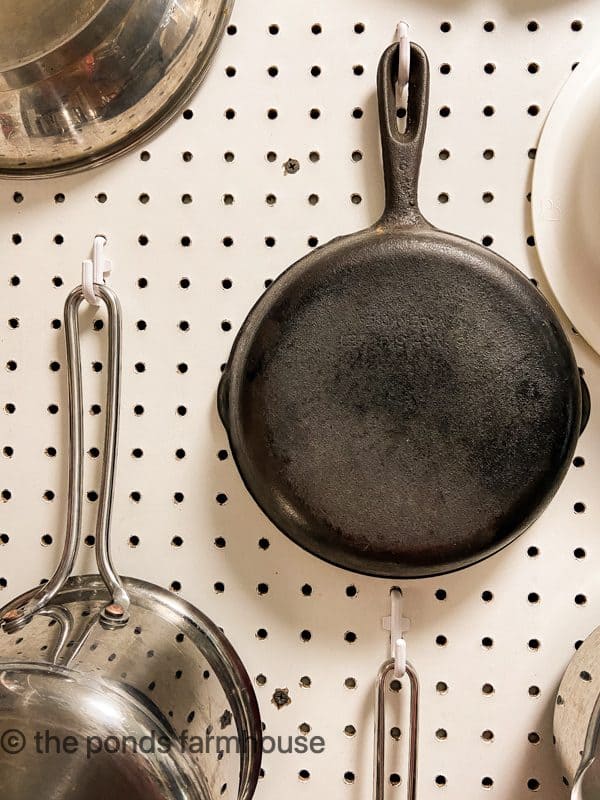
[219,42,589,579]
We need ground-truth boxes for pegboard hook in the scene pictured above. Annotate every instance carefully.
[395,21,410,113]
[375,591,418,800]
[82,235,111,307]
[382,587,410,678]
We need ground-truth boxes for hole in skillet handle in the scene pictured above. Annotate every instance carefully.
[377,41,430,229]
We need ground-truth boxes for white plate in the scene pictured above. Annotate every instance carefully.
[533,55,600,355]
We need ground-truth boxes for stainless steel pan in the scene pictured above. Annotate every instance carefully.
[0,281,261,799]
[0,0,232,176]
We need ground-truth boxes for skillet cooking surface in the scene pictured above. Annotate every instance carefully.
[226,230,579,576]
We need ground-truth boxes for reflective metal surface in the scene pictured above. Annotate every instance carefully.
[0,280,261,799]
[373,659,418,800]
[0,0,233,176]
[554,624,600,798]
[0,577,262,800]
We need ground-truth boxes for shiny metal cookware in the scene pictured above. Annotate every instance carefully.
[0,0,232,176]
[555,626,600,798]
[0,281,261,799]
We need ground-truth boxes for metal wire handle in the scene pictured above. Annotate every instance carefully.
[374,659,419,800]
[1,283,130,632]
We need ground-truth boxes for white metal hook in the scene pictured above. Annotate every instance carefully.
[82,235,111,307]
[395,22,410,114]
[382,588,410,678]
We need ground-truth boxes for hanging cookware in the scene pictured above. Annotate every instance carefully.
[554,627,600,798]
[218,41,589,580]
[0,0,233,177]
[0,279,261,800]
[532,49,600,357]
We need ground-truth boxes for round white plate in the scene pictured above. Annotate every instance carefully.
[533,55,600,355]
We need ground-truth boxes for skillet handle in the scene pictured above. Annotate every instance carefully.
[377,42,430,228]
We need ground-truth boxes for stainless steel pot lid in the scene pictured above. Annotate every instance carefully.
[0,0,233,177]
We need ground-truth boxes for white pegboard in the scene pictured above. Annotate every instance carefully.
[1,1,599,798]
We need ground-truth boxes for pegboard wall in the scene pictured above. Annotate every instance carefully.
[1,1,599,798]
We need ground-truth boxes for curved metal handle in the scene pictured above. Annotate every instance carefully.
[374,659,419,800]
[1,283,129,632]
[377,42,430,228]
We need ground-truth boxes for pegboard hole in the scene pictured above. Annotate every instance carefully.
[528,638,540,650]
[352,150,363,162]
[301,629,312,642]
[353,65,364,76]
[352,107,363,119]
[435,775,447,787]
[528,732,540,744]
[439,106,451,117]
[527,778,540,791]
[440,21,451,33]
[575,594,587,605]
[2,446,13,458]
[41,534,53,546]
[298,770,310,782]
[439,149,450,160]
[436,681,448,694]
[528,592,540,604]
[214,582,225,594]
[482,192,494,203]
[344,725,356,737]
[440,63,451,75]
[300,676,311,687]
[482,683,494,695]
[344,631,357,644]
[129,535,140,548]
[390,774,401,787]
[580,670,592,682]
[435,635,448,646]
[528,63,540,74]
[301,584,313,596]
[258,538,270,550]
[528,685,540,697]
[171,536,183,547]
[527,545,539,557]
[435,728,447,740]
[574,502,586,513]
[482,777,494,789]
[309,151,320,162]
[256,674,267,686]
[343,772,355,784]
[527,21,539,32]
[481,590,493,602]
[573,456,585,467]
[481,730,494,741]
[483,20,495,32]
[482,636,494,648]
[344,677,356,689]
[311,23,322,35]
[571,20,583,32]
[574,548,586,559]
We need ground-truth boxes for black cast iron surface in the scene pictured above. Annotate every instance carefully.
[219,43,584,578]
